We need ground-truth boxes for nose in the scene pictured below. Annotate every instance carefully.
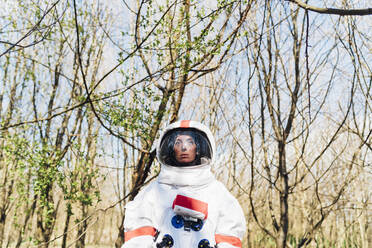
[181,144,187,151]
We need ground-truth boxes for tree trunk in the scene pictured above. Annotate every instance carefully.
[115,223,125,248]
[61,203,72,248]
[35,191,59,248]
[75,214,88,248]
[277,141,289,248]
[15,201,36,248]
[0,212,6,248]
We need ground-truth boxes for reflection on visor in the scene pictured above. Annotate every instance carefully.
[159,129,212,167]
[174,136,196,149]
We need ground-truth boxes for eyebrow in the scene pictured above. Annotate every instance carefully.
[175,137,194,142]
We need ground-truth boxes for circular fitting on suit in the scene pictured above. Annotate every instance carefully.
[171,215,184,229]
[156,234,174,248]
[191,219,204,231]
[198,239,210,248]
[163,234,174,247]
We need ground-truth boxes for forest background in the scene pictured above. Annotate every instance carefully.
[0,0,371,248]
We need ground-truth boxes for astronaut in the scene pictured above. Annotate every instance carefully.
[122,120,246,248]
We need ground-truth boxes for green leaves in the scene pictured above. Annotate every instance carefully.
[100,81,163,142]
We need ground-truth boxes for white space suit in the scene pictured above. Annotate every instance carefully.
[122,120,246,248]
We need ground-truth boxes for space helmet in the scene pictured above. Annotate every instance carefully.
[157,120,215,167]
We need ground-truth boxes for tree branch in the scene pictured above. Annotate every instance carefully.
[287,0,372,16]
[0,0,61,57]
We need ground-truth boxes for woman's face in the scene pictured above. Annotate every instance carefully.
[173,135,197,164]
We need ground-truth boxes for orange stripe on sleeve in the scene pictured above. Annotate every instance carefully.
[124,226,157,242]
[180,120,191,128]
[215,234,242,248]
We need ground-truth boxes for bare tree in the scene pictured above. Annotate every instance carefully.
[211,1,372,247]
[0,1,370,247]
[101,0,255,246]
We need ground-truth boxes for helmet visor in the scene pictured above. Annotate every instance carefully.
[159,128,212,167]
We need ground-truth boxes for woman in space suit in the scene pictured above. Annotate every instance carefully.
[122,120,246,248]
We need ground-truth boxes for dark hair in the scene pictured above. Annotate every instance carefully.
[159,128,212,167]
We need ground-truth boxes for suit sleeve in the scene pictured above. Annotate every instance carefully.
[215,188,246,248]
[121,185,157,248]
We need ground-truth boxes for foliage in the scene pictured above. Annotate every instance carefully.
[0,0,370,247]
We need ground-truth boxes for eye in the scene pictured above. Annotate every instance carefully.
[175,140,182,146]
